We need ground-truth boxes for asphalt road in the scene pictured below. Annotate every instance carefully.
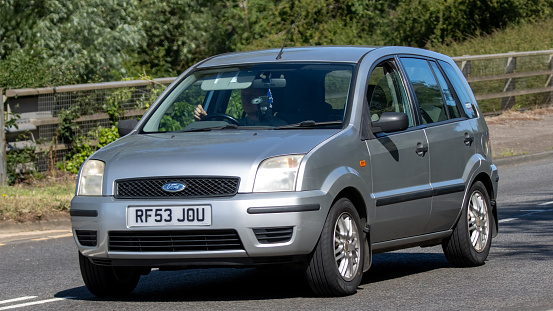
[1,157,553,311]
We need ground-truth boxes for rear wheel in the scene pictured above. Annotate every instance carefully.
[79,252,141,297]
[442,181,492,267]
[306,198,364,296]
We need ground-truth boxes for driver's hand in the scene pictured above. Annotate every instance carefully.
[193,105,207,120]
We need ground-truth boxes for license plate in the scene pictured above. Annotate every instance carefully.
[127,206,211,227]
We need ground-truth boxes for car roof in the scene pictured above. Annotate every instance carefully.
[196,46,450,68]
[196,46,378,68]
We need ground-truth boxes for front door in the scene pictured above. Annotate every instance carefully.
[365,60,432,243]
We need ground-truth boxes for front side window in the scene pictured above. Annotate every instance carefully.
[367,61,414,127]
[401,57,448,124]
[142,63,355,133]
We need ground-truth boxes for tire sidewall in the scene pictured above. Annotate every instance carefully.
[320,198,364,294]
[461,181,492,263]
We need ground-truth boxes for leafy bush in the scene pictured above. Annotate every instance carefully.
[63,126,119,174]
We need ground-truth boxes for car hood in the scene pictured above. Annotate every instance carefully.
[92,129,340,194]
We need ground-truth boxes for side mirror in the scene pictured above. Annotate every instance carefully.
[371,112,409,134]
[118,119,138,137]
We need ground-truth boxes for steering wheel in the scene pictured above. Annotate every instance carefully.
[201,113,243,126]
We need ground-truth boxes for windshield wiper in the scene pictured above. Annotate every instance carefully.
[176,124,239,133]
[274,120,343,129]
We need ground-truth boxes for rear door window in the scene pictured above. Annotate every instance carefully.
[400,58,448,124]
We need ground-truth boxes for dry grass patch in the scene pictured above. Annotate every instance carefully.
[0,174,76,223]
[485,107,553,125]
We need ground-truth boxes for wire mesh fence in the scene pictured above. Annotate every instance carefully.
[4,79,172,172]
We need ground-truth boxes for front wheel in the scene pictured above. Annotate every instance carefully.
[442,181,492,267]
[306,198,364,296]
[79,252,141,297]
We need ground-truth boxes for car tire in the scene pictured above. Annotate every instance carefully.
[306,198,364,296]
[79,252,140,297]
[442,181,492,267]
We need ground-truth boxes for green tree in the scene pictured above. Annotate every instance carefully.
[128,0,227,77]
[392,0,553,47]
[0,0,144,86]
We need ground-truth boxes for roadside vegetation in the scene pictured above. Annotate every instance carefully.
[0,174,75,223]
[2,0,553,222]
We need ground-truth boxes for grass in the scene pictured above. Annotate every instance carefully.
[428,18,553,113]
[494,149,528,159]
[428,18,553,56]
[0,175,75,223]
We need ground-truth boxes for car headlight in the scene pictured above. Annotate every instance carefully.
[253,155,304,192]
[77,160,105,196]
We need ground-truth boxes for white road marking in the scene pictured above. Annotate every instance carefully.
[538,201,553,206]
[499,218,517,223]
[0,297,72,310]
[0,297,36,305]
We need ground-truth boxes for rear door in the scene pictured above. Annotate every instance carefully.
[399,57,476,233]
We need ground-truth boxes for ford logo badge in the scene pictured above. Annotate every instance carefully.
[162,183,186,193]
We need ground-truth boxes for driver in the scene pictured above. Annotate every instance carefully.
[193,87,285,126]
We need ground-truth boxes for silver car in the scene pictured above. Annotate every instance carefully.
[71,46,499,297]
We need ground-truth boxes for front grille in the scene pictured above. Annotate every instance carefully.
[75,230,97,247]
[115,177,240,199]
[109,230,244,252]
[253,227,294,244]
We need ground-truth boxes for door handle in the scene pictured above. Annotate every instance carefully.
[416,143,428,156]
[464,133,474,146]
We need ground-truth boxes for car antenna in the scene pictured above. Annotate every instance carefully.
[276,8,304,60]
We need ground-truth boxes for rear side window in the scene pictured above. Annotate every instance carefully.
[401,58,448,124]
[439,60,477,118]
[430,61,461,119]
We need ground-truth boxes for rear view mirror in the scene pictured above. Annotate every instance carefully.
[371,112,409,134]
[252,78,286,88]
[118,119,138,137]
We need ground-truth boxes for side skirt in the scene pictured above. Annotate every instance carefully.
[372,230,452,254]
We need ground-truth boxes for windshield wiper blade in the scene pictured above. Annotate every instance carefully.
[274,120,343,129]
[177,124,239,132]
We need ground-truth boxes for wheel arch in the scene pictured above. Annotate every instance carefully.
[332,187,368,222]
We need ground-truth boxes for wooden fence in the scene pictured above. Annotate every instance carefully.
[453,50,553,111]
[1,49,553,184]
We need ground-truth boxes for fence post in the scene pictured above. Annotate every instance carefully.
[547,53,553,106]
[501,52,516,110]
[0,89,6,186]
[460,57,471,78]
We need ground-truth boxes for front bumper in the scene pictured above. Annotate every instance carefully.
[71,190,331,267]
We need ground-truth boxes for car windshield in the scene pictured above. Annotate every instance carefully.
[141,63,355,133]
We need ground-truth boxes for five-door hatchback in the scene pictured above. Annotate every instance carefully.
[71,46,499,297]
